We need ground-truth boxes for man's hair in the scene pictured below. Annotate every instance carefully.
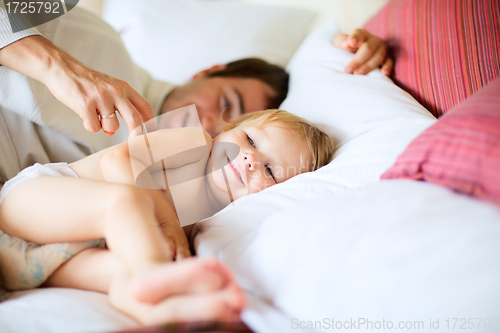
[219,109,335,172]
[207,58,289,109]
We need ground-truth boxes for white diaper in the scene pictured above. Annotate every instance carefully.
[0,163,79,205]
[0,163,105,291]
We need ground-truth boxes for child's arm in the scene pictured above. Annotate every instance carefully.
[101,127,212,186]
[100,128,212,260]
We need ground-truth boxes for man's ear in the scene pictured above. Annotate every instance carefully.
[192,64,227,80]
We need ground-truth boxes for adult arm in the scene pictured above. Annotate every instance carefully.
[0,35,155,135]
[334,28,394,76]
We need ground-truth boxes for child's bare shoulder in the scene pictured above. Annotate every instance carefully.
[144,128,212,171]
[150,128,212,149]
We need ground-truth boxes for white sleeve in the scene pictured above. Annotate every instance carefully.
[0,1,42,50]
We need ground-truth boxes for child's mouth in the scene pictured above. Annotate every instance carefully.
[227,155,245,186]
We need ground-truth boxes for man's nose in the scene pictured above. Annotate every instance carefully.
[200,115,217,136]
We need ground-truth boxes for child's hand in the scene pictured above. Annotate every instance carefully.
[159,220,191,260]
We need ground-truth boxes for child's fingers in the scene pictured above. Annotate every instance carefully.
[176,245,191,260]
[163,237,176,261]
[174,238,191,260]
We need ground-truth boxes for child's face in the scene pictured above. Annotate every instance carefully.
[206,122,310,203]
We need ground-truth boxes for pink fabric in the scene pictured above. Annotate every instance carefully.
[364,0,500,118]
[381,78,500,205]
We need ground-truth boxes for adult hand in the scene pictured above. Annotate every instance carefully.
[333,28,394,76]
[45,56,154,136]
[0,36,154,135]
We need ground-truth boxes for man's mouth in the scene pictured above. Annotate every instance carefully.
[227,155,245,186]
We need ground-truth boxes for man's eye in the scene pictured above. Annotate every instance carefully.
[220,96,232,121]
[246,134,256,147]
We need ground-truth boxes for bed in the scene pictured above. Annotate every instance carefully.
[1,0,499,332]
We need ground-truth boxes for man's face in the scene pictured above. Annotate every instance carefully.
[160,75,277,136]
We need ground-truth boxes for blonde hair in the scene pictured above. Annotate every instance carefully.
[219,109,335,172]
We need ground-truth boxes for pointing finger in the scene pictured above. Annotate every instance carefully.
[115,98,144,135]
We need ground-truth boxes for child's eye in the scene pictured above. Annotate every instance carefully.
[265,165,276,182]
[246,134,256,147]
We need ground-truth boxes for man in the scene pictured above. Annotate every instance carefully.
[0,4,391,186]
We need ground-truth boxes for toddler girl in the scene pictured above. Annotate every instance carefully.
[0,109,334,324]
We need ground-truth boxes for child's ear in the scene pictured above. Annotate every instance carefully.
[192,64,227,80]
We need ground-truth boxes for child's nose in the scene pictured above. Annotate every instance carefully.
[244,153,259,171]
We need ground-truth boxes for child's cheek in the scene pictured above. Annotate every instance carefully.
[247,179,273,194]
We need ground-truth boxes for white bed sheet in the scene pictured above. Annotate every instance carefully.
[0,288,137,332]
[196,180,500,333]
[2,180,498,333]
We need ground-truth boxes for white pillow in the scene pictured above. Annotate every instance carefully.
[192,19,437,217]
[102,0,317,84]
[193,19,447,331]
[281,20,435,143]
[279,20,436,184]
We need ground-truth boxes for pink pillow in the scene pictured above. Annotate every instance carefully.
[381,78,500,205]
[363,0,500,118]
